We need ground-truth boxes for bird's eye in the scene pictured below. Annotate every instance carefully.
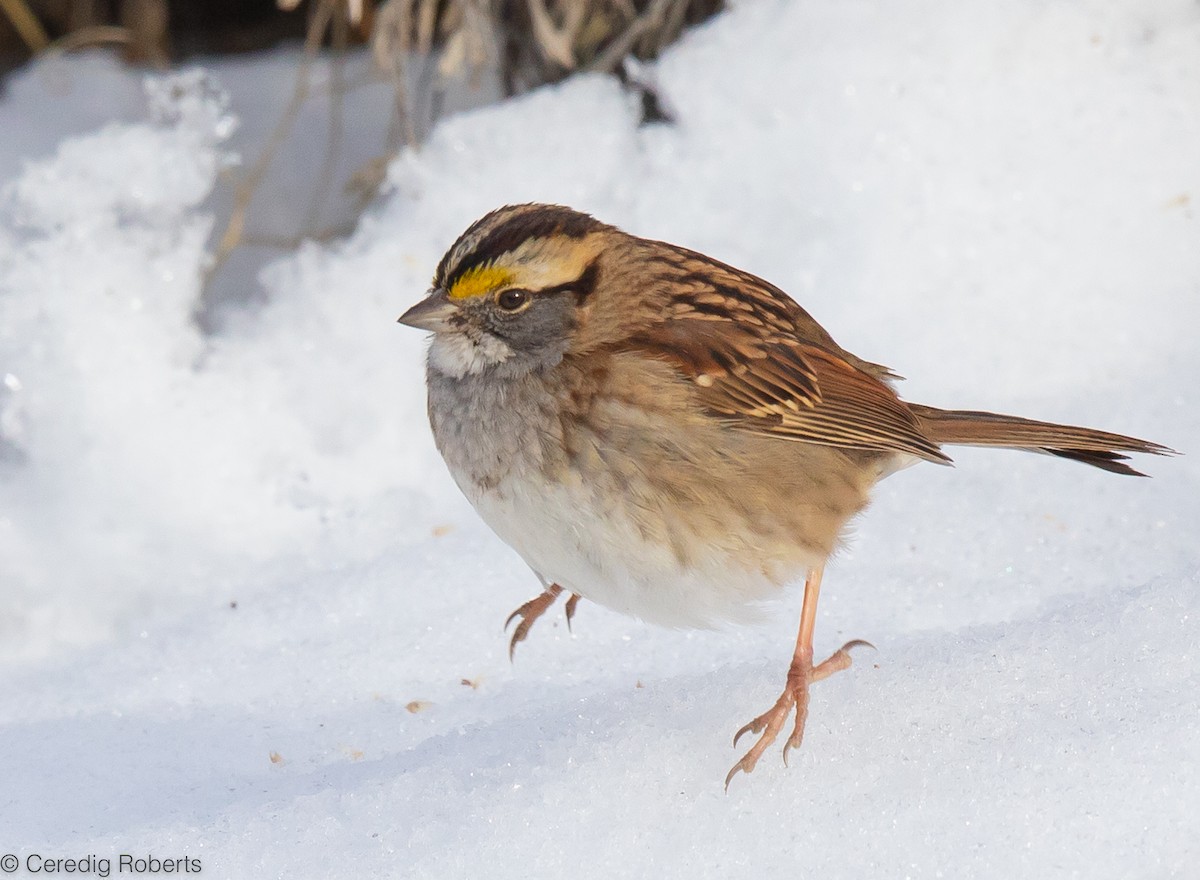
[496,289,530,312]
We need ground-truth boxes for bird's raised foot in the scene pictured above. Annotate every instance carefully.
[725,639,872,790]
[504,584,562,660]
[503,584,583,660]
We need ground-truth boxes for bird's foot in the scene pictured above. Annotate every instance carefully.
[564,592,581,632]
[503,584,582,660]
[724,639,872,790]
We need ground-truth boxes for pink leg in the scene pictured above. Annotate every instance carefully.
[725,566,871,789]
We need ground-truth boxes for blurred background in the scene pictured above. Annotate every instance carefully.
[0,0,721,324]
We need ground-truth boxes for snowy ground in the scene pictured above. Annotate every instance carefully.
[2,0,1198,877]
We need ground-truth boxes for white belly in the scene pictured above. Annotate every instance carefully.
[471,475,799,629]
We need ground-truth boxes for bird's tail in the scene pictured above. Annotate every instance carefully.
[908,404,1176,477]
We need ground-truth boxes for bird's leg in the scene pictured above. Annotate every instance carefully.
[504,583,583,659]
[725,566,871,789]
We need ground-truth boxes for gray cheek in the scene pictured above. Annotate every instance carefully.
[489,292,576,364]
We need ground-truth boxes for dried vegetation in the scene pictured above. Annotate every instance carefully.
[2,0,723,291]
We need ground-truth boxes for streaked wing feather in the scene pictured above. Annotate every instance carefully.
[629,315,947,462]
[621,242,944,460]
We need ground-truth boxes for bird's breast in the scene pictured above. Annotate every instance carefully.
[426,356,877,627]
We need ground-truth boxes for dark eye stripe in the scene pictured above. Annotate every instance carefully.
[533,258,601,302]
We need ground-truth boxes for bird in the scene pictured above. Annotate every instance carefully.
[397,203,1173,788]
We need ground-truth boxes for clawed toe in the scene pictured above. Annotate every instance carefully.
[726,631,872,789]
[731,716,767,749]
[503,600,539,633]
[726,692,804,788]
[844,638,875,651]
[781,695,810,768]
[505,585,563,660]
[811,638,874,682]
[723,754,756,790]
[505,611,536,660]
[504,585,584,660]
[564,593,581,632]
[725,685,799,790]
[725,706,790,790]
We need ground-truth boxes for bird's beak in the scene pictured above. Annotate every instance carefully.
[397,288,456,332]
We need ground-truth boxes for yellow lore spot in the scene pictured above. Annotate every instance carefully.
[448,265,514,301]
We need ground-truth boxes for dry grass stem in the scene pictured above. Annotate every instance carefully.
[526,0,585,69]
[197,0,722,293]
[0,0,50,52]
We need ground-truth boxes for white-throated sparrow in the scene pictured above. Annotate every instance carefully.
[398,203,1173,787]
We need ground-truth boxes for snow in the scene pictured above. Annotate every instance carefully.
[2,0,1198,876]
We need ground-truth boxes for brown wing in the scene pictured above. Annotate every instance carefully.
[625,245,948,463]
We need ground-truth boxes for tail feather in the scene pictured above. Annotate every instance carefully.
[908,404,1176,477]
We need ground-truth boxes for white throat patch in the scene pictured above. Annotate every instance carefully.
[428,330,513,378]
